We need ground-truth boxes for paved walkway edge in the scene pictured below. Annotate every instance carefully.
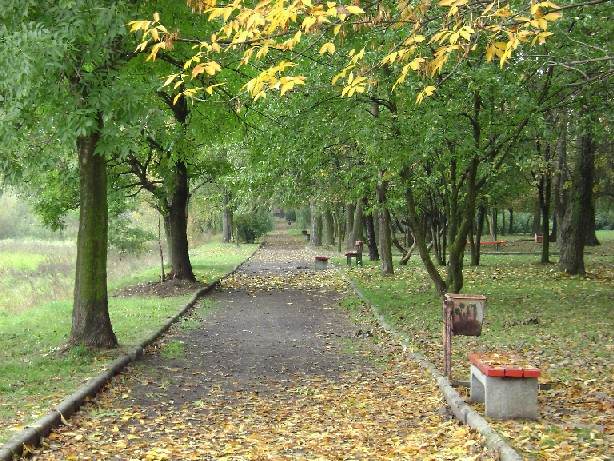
[343,275,523,461]
[0,243,263,461]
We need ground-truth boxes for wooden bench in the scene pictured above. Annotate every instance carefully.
[534,233,543,243]
[301,230,310,242]
[469,353,540,420]
[345,240,364,266]
[314,256,329,270]
[479,240,507,251]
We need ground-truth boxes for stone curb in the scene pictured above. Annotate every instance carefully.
[342,274,523,461]
[0,243,262,461]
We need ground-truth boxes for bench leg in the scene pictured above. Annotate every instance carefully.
[346,255,351,266]
[357,254,363,266]
[484,377,539,420]
[470,371,485,403]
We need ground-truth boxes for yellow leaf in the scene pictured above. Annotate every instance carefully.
[163,74,178,86]
[173,93,182,105]
[319,42,336,55]
[346,5,364,14]
[302,16,317,32]
[153,12,160,22]
[543,12,561,21]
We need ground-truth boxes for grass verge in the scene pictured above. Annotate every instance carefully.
[0,240,257,444]
[339,232,613,460]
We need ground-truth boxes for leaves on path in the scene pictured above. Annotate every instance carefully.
[25,232,495,460]
[30,358,493,460]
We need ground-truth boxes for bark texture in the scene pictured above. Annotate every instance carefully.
[310,201,322,246]
[168,161,195,281]
[222,192,233,243]
[377,175,394,275]
[364,203,379,261]
[71,130,117,348]
[345,203,355,249]
[558,119,594,275]
[322,209,335,245]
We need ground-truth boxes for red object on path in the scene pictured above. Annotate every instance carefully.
[469,353,541,378]
[315,256,329,262]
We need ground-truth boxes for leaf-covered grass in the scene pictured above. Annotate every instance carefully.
[0,240,257,444]
[339,231,613,460]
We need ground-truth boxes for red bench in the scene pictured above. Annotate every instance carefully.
[469,353,540,419]
[479,240,507,251]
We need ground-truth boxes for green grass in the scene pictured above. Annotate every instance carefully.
[340,251,613,382]
[0,252,47,271]
[110,241,258,290]
[339,241,613,458]
[160,340,186,359]
[0,240,257,443]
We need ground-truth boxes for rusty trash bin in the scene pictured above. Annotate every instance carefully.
[443,293,486,379]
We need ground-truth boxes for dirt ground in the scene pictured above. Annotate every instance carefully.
[25,232,493,460]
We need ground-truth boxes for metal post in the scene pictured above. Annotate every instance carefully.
[443,298,452,380]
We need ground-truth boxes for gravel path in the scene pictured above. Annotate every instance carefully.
[26,232,492,460]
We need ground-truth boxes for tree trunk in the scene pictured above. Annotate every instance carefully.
[584,201,600,246]
[168,161,195,281]
[310,200,322,246]
[377,176,394,274]
[508,208,514,234]
[336,206,344,253]
[470,205,486,266]
[488,208,497,241]
[222,191,233,243]
[163,213,173,263]
[538,173,552,264]
[559,121,594,274]
[322,209,335,245]
[70,130,117,348]
[345,202,355,249]
[351,198,364,244]
[405,185,446,294]
[550,212,557,242]
[365,204,379,261]
[532,199,541,236]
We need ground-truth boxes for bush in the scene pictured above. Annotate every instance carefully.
[234,211,273,243]
[109,215,155,254]
[595,210,614,230]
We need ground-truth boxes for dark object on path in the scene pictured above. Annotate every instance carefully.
[345,240,364,266]
[301,229,310,242]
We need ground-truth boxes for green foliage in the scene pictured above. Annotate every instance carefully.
[108,214,155,255]
[234,211,273,243]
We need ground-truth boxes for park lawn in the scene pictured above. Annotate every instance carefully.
[0,241,257,444]
[339,231,613,459]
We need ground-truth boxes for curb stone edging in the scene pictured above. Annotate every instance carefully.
[342,274,523,461]
[0,243,263,461]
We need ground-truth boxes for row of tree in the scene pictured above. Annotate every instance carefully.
[1,0,611,348]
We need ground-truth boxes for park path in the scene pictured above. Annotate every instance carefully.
[26,231,492,460]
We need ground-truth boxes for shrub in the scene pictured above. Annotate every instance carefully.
[109,215,155,255]
[234,211,273,243]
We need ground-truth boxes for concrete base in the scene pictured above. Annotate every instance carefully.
[314,260,328,270]
[470,365,538,420]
